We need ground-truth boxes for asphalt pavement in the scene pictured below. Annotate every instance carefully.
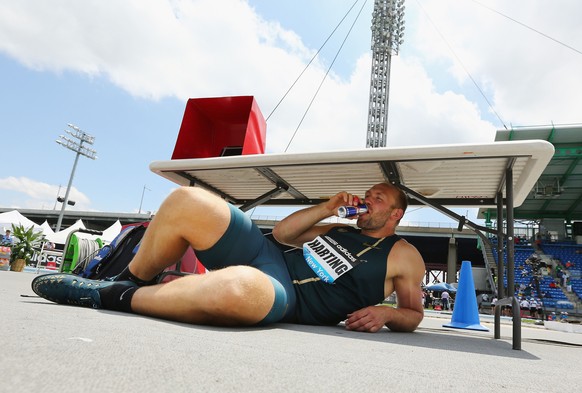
[2,270,581,393]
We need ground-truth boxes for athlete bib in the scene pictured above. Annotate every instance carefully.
[302,235,362,284]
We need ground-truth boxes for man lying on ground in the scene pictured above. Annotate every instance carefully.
[32,182,425,332]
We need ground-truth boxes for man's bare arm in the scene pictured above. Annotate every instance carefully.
[345,304,423,333]
[385,241,425,332]
[272,192,359,248]
[345,240,425,333]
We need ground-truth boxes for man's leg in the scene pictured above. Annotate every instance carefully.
[131,265,276,325]
[126,186,232,282]
[33,186,277,325]
[122,186,277,324]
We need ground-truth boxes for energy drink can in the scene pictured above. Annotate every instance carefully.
[337,204,368,218]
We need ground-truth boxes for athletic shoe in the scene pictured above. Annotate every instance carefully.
[31,273,136,309]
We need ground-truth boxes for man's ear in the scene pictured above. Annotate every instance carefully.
[391,208,404,221]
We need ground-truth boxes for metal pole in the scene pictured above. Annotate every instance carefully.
[54,124,97,232]
[138,185,150,214]
[52,185,62,210]
[367,0,405,148]
[506,166,521,350]
[55,146,82,232]
[495,191,503,339]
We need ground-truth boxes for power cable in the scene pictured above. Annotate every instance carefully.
[266,0,363,122]
[472,0,582,57]
[284,0,369,152]
[414,0,508,129]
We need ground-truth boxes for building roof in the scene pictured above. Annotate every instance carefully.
[479,124,582,221]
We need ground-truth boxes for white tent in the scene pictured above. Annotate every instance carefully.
[46,219,86,244]
[39,220,55,237]
[100,220,122,243]
[0,210,41,231]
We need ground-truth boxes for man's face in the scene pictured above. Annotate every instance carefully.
[356,184,397,230]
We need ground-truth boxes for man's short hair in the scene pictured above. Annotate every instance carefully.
[394,186,408,213]
[384,183,408,213]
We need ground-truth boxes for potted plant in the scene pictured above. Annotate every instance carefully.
[9,223,45,272]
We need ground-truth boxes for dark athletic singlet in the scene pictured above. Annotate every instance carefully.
[285,226,401,325]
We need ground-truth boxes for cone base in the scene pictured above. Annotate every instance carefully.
[443,321,489,331]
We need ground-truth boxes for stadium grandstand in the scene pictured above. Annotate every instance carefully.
[478,124,582,321]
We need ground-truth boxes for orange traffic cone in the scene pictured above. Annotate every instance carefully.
[443,261,489,331]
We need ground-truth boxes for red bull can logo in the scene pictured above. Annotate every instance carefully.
[337,204,368,218]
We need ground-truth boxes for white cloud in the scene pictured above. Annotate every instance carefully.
[0,0,578,130]
[0,0,580,214]
[0,177,91,210]
[0,0,507,155]
[411,0,582,126]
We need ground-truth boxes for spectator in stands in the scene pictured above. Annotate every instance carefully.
[549,280,557,289]
[560,312,568,323]
[519,298,530,317]
[548,312,556,321]
[529,298,538,319]
[536,299,543,318]
[441,291,450,311]
[565,260,574,269]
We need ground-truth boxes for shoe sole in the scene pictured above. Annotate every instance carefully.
[32,274,101,308]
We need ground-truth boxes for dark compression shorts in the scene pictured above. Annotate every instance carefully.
[194,203,297,324]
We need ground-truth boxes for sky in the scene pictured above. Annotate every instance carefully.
[0,0,581,227]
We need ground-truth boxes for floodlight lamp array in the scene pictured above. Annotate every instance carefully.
[371,0,405,55]
[55,124,98,160]
[66,123,95,144]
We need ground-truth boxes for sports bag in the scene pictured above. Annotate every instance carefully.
[75,224,147,279]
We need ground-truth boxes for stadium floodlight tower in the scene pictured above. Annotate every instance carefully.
[366,0,405,148]
[54,124,97,232]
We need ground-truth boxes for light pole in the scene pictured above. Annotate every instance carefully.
[366,0,406,148]
[138,185,151,214]
[55,124,97,232]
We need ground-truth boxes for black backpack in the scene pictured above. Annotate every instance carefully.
[74,224,147,280]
